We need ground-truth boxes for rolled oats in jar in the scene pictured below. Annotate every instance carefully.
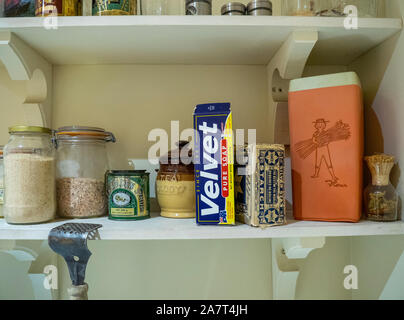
[55,126,115,218]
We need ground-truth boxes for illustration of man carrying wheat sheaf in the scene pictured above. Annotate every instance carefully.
[294,119,351,187]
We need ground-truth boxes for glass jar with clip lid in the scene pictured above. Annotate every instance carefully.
[55,126,116,218]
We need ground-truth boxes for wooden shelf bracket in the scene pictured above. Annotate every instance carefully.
[0,31,52,127]
[267,30,318,145]
[271,237,326,300]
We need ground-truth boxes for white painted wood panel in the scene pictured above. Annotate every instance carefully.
[0,213,403,240]
[0,16,400,65]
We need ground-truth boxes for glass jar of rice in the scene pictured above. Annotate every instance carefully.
[3,126,56,224]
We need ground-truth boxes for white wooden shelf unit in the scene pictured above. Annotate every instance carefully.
[0,16,401,65]
[0,15,403,301]
[0,15,402,241]
[0,213,403,240]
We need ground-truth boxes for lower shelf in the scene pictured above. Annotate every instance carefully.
[0,212,403,240]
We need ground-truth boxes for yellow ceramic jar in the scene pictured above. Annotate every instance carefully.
[156,141,195,219]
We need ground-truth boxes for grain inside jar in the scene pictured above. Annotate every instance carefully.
[57,177,107,218]
[4,153,56,224]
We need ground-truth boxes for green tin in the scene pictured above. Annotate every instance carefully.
[106,170,150,221]
[92,0,135,16]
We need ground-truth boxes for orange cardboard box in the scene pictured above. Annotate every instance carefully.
[288,72,364,222]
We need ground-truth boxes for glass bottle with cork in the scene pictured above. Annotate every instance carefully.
[364,154,398,222]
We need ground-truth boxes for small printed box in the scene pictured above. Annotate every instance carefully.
[235,144,286,227]
[193,103,235,225]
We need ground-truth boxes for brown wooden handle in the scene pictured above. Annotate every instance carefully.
[68,283,89,300]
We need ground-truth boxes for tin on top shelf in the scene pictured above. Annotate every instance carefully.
[35,0,79,16]
[186,0,211,15]
[247,0,272,16]
[93,0,137,15]
[5,0,35,17]
[221,2,246,16]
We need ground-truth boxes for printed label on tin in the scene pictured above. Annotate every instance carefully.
[107,175,150,219]
[93,0,131,15]
[110,189,136,216]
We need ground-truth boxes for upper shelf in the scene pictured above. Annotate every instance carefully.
[0,16,401,65]
[1,212,403,240]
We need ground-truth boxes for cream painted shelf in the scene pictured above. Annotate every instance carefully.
[0,212,403,240]
[0,16,401,65]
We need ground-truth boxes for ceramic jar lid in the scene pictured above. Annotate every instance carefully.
[159,141,194,174]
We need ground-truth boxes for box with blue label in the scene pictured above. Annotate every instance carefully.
[235,144,286,227]
[193,103,235,225]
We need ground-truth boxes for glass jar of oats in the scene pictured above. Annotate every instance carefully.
[55,126,116,218]
[3,126,56,224]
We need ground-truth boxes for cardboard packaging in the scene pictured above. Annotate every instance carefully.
[193,103,235,225]
[288,72,363,222]
[235,144,286,227]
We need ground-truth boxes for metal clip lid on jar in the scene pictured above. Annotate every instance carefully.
[55,126,116,142]
[221,2,246,15]
[247,0,272,15]
[55,126,116,219]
